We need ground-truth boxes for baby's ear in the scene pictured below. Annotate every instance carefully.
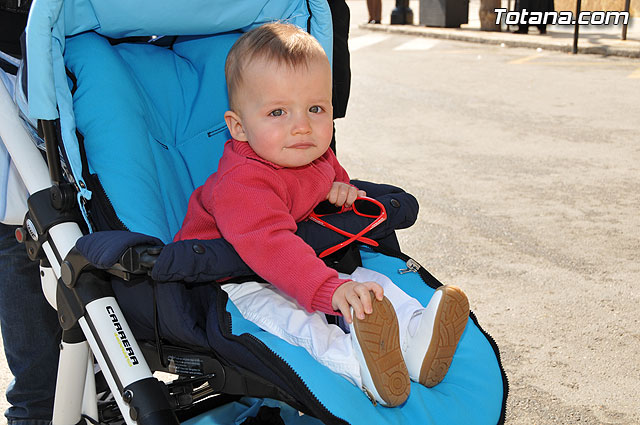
[224,110,248,141]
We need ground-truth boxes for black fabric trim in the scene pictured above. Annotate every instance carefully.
[85,174,129,232]
[76,131,91,183]
[306,0,312,33]
[106,35,153,45]
[149,36,178,49]
[75,131,128,232]
[66,67,78,96]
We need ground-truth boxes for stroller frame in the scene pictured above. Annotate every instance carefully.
[1,78,179,424]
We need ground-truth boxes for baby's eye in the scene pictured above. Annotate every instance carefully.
[269,109,284,117]
[309,105,323,113]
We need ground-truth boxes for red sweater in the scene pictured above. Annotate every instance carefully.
[175,139,351,314]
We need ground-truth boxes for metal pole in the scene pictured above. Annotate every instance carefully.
[52,336,90,425]
[622,0,631,40]
[391,0,414,25]
[572,0,582,54]
[0,80,51,195]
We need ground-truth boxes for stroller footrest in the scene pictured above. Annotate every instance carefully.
[140,341,306,414]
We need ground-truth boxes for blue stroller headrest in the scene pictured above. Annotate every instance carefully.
[66,32,241,241]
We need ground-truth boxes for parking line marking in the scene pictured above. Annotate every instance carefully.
[348,34,390,52]
[509,54,540,64]
[393,38,440,51]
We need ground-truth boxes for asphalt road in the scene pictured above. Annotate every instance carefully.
[1,4,639,424]
[335,20,640,424]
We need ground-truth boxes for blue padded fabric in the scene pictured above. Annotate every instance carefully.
[28,0,332,232]
[65,32,240,242]
[217,249,506,425]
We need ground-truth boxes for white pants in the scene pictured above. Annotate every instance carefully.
[221,267,423,388]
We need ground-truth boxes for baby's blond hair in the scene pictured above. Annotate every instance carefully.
[225,22,329,111]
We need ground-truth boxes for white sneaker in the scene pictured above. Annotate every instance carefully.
[402,285,469,387]
[350,293,410,407]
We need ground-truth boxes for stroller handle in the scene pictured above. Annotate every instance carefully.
[0,78,51,195]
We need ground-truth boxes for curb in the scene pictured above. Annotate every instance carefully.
[359,23,640,58]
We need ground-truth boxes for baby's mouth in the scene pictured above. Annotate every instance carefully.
[288,142,315,149]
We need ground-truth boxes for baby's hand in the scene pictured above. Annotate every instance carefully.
[327,182,366,208]
[331,280,384,324]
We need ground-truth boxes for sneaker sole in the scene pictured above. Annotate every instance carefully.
[352,294,410,407]
[419,285,470,387]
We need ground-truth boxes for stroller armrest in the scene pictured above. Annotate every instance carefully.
[72,182,419,284]
[75,230,164,268]
[153,181,419,283]
[322,179,419,234]
[151,238,250,283]
[71,231,165,283]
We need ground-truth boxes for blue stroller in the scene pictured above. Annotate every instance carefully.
[0,0,508,423]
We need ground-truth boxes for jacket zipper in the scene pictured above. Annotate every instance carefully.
[245,333,348,424]
[398,258,421,274]
[91,175,129,231]
[218,294,348,425]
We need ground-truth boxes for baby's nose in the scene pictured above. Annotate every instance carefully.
[291,113,312,134]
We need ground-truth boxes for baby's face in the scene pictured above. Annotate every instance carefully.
[232,56,334,168]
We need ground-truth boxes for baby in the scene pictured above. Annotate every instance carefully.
[175,22,469,407]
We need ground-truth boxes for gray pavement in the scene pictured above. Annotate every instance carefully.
[355,0,640,57]
[339,9,640,423]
